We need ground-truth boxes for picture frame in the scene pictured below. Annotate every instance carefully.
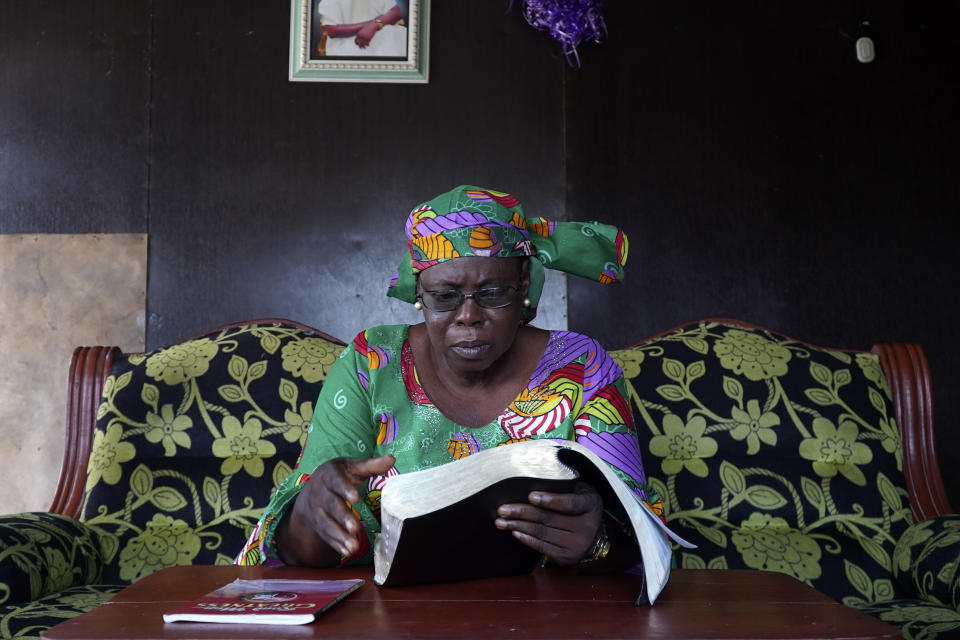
[289,0,430,83]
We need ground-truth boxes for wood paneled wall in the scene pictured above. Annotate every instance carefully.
[1,1,957,507]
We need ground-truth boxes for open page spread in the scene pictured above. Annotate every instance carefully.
[373,438,694,601]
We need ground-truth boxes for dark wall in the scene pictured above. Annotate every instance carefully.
[1,2,957,503]
[145,1,565,343]
[565,2,959,505]
[1,0,566,344]
[0,0,149,232]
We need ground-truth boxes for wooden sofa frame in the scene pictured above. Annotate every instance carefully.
[49,318,953,522]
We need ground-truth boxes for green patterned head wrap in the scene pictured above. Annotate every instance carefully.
[386,185,629,322]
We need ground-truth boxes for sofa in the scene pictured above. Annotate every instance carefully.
[0,318,956,639]
[610,319,958,640]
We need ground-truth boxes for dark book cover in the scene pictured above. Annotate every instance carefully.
[378,476,577,587]
[373,439,692,598]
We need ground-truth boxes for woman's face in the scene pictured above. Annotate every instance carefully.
[416,256,528,377]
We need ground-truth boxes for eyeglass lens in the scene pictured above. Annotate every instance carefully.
[419,286,517,311]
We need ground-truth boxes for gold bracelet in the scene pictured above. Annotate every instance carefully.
[583,520,611,562]
[373,17,384,30]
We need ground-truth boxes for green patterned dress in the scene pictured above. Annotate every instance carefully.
[237,324,655,566]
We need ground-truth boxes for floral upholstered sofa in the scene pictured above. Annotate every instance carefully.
[0,320,345,639]
[609,319,957,640]
[0,318,956,639]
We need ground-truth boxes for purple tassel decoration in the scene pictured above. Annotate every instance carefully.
[520,0,607,68]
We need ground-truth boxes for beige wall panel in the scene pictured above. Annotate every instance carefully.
[0,234,146,513]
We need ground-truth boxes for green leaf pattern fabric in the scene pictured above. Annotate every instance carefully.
[0,513,115,639]
[0,322,344,639]
[612,320,960,639]
[0,585,121,639]
[612,322,913,593]
[79,322,343,584]
[0,513,104,606]
[2,318,958,639]
[853,515,960,639]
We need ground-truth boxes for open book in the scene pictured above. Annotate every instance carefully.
[372,438,694,603]
[162,578,364,625]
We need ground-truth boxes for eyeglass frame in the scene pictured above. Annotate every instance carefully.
[415,282,523,312]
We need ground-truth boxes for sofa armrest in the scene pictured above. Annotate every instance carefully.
[51,346,121,518]
[872,343,953,520]
[0,512,105,605]
[893,514,960,609]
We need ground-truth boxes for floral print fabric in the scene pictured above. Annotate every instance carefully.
[611,321,914,599]
[608,321,960,638]
[3,318,958,639]
[237,325,656,566]
[0,583,121,639]
[77,322,342,584]
[0,513,105,606]
[386,185,629,323]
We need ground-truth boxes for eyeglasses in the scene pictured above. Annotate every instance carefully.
[417,285,520,312]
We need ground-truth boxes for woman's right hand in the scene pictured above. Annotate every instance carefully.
[277,454,395,566]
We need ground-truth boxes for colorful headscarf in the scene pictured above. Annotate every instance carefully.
[386,185,628,321]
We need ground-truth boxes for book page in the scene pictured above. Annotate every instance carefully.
[375,438,695,599]
[553,440,695,604]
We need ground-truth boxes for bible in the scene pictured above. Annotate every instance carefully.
[162,578,364,625]
[372,438,694,602]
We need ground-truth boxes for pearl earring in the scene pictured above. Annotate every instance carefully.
[414,300,423,310]
[523,298,531,307]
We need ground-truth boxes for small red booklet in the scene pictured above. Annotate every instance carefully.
[162,578,365,625]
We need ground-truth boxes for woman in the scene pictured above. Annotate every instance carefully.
[237,185,657,571]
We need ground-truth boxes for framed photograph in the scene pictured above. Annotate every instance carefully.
[289,0,430,83]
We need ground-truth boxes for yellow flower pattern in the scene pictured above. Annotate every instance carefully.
[118,514,201,582]
[283,401,314,445]
[144,404,192,456]
[729,399,780,454]
[281,337,340,383]
[85,423,136,491]
[648,414,718,477]
[0,322,348,640]
[714,329,791,381]
[610,348,644,378]
[616,320,916,619]
[732,513,822,581]
[145,338,219,385]
[211,416,277,477]
[11,319,928,638]
[799,417,873,486]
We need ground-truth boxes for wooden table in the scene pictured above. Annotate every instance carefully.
[43,566,901,639]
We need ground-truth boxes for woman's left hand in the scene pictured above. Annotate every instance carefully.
[495,481,603,565]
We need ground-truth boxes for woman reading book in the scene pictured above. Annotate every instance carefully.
[237,185,660,573]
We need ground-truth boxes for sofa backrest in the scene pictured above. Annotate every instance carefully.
[79,321,345,584]
[611,319,913,605]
